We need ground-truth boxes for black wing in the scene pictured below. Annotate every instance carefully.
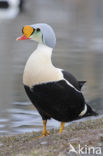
[24,80,85,122]
[62,70,86,90]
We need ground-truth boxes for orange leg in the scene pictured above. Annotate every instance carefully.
[59,122,65,134]
[39,120,50,137]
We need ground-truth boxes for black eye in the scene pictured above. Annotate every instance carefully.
[36,28,40,32]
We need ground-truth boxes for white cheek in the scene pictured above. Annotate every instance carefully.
[31,33,42,42]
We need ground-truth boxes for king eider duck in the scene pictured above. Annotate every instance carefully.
[17,23,98,137]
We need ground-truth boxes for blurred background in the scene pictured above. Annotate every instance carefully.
[0,0,103,135]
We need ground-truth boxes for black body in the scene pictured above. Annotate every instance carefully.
[24,71,97,122]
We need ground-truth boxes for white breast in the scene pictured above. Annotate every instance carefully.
[23,44,63,87]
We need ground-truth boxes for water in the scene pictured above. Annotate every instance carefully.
[0,0,103,135]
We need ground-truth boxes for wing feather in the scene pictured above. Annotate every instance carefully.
[62,70,86,90]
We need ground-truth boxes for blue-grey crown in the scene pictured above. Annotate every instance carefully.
[30,23,56,48]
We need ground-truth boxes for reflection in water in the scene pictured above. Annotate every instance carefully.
[0,0,103,135]
[9,102,60,134]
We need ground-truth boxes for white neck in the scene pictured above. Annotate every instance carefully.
[23,43,63,87]
[36,43,53,54]
[34,43,53,64]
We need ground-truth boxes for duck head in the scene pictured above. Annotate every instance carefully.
[17,23,56,48]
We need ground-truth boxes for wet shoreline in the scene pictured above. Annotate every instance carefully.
[0,117,103,156]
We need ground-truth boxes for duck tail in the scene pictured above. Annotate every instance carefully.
[84,104,98,117]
